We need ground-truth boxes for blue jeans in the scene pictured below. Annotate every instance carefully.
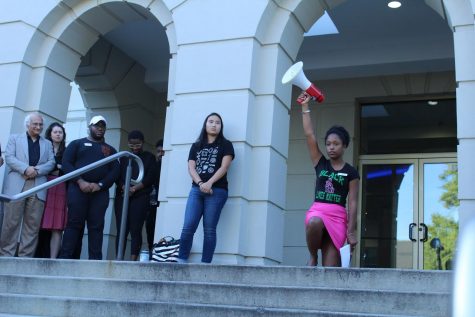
[178,186,228,263]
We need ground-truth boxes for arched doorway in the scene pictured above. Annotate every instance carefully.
[282,0,457,267]
[17,0,174,259]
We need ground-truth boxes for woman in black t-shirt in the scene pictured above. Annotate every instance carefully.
[178,112,234,263]
[299,92,360,267]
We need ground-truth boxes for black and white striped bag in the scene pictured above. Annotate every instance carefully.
[151,236,180,262]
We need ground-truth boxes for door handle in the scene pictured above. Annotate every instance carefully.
[409,223,417,242]
[420,223,428,242]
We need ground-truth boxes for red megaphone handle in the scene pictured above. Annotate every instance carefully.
[296,94,311,104]
[306,83,325,103]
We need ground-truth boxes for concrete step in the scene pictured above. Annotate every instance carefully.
[0,313,40,317]
[0,258,452,317]
[0,293,423,317]
[0,257,451,292]
[0,274,450,316]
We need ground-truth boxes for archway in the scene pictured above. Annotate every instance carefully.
[254,0,458,266]
[16,0,175,259]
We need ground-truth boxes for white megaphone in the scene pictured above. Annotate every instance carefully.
[281,61,324,104]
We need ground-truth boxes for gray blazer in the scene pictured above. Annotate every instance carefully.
[2,133,55,201]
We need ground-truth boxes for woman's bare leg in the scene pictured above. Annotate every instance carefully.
[321,230,341,267]
[306,216,324,266]
[50,230,62,258]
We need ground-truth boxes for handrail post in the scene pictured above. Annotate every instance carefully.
[116,157,132,260]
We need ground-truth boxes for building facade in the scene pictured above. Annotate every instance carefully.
[0,0,473,268]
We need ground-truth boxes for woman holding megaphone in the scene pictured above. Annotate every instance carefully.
[299,92,359,267]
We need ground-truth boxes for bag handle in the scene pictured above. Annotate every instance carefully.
[159,235,177,243]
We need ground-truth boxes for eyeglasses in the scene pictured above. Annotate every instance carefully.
[128,143,143,148]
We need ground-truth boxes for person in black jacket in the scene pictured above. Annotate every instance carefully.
[145,139,163,259]
[58,115,119,260]
[114,130,158,261]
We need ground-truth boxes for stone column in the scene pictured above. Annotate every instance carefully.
[443,0,475,232]
[0,1,76,187]
[156,0,328,264]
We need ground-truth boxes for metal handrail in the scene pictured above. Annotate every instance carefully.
[453,219,475,317]
[0,151,144,261]
[0,151,143,203]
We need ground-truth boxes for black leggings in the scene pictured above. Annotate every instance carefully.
[145,203,158,251]
[115,194,148,257]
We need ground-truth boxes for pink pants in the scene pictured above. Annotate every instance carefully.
[305,202,347,250]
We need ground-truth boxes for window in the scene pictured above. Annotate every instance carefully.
[360,99,457,154]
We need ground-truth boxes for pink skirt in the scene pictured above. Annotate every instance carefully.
[305,202,347,250]
[41,175,67,230]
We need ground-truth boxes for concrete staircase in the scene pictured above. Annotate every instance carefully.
[0,257,451,317]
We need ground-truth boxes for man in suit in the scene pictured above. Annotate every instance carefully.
[0,113,55,257]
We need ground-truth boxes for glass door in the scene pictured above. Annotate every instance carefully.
[419,159,458,270]
[358,160,417,269]
[358,156,458,270]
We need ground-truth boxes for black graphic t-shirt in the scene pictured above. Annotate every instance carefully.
[188,139,234,190]
[314,156,359,207]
